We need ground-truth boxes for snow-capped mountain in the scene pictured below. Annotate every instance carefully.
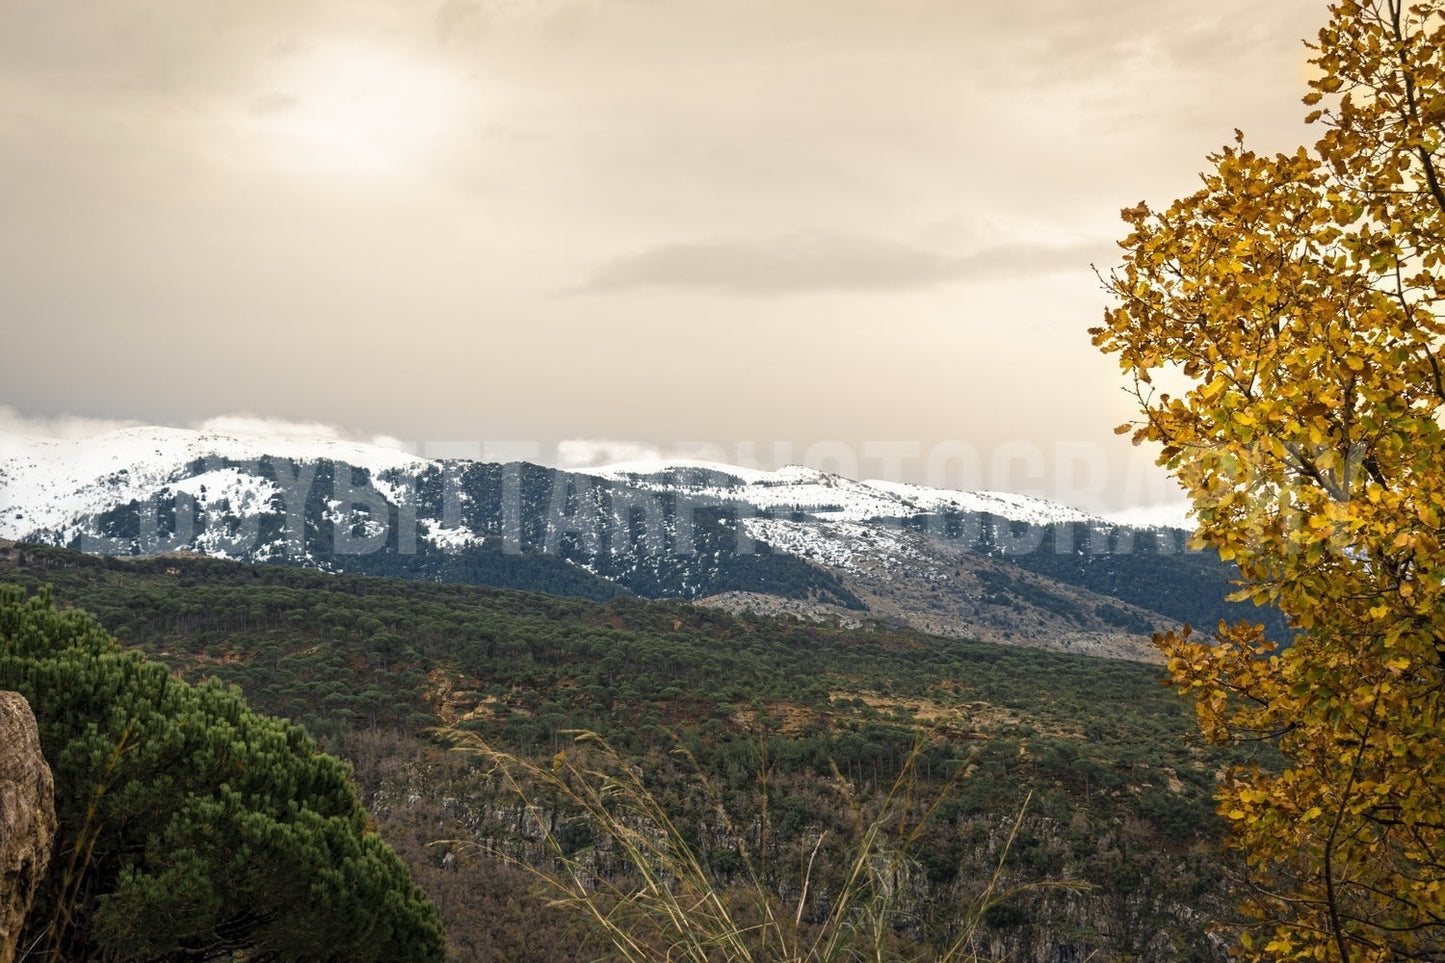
[594,461,1109,528]
[1,424,1265,662]
[0,426,1121,553]
[0,425,425,546]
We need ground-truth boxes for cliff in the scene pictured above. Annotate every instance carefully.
[0,691,56,963]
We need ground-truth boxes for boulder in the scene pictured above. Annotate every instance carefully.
[0,691,55,963]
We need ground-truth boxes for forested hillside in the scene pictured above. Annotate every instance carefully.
[0,540,1268,959]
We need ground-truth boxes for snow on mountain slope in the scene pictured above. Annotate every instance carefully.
[589,458,781,485]
[586,462,1124,578]
[0,425,426,541]
[3,426,1155,554]
[593,462,1110,528]
[855,479,1107,527]
[741,517,936,577]
[1101,502,1195,532]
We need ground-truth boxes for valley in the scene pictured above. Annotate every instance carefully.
[0,538,1267,960]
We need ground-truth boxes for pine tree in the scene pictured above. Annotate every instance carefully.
[0,585,445,961]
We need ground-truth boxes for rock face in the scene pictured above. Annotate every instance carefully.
[0,691,56,963]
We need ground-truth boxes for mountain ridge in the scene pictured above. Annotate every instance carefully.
[0,425,1280,659]
[2,426,1131,541]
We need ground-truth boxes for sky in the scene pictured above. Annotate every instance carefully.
[0,0,1327,512]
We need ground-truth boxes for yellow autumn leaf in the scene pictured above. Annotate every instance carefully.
[1094,2,1445,955]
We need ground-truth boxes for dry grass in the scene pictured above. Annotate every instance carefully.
[441,727,1090,963]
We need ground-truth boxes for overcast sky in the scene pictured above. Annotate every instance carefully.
[0,0,1326,511]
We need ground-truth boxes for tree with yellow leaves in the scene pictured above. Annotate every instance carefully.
[1092,1,1445,959]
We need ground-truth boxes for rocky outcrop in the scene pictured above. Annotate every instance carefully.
[0,691,56,963]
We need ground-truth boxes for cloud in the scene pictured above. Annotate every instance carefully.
[575,232,1102,296]
[0,407,409,447]
[0,405,143,440]
[249,92,298,116]
[0,408,409,451]
[196,415,346,440]
[435,0,481,43]
[951,240,1111,277]
[194,415,411,450]
[555,439,665,470]
[553,439,752,472]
